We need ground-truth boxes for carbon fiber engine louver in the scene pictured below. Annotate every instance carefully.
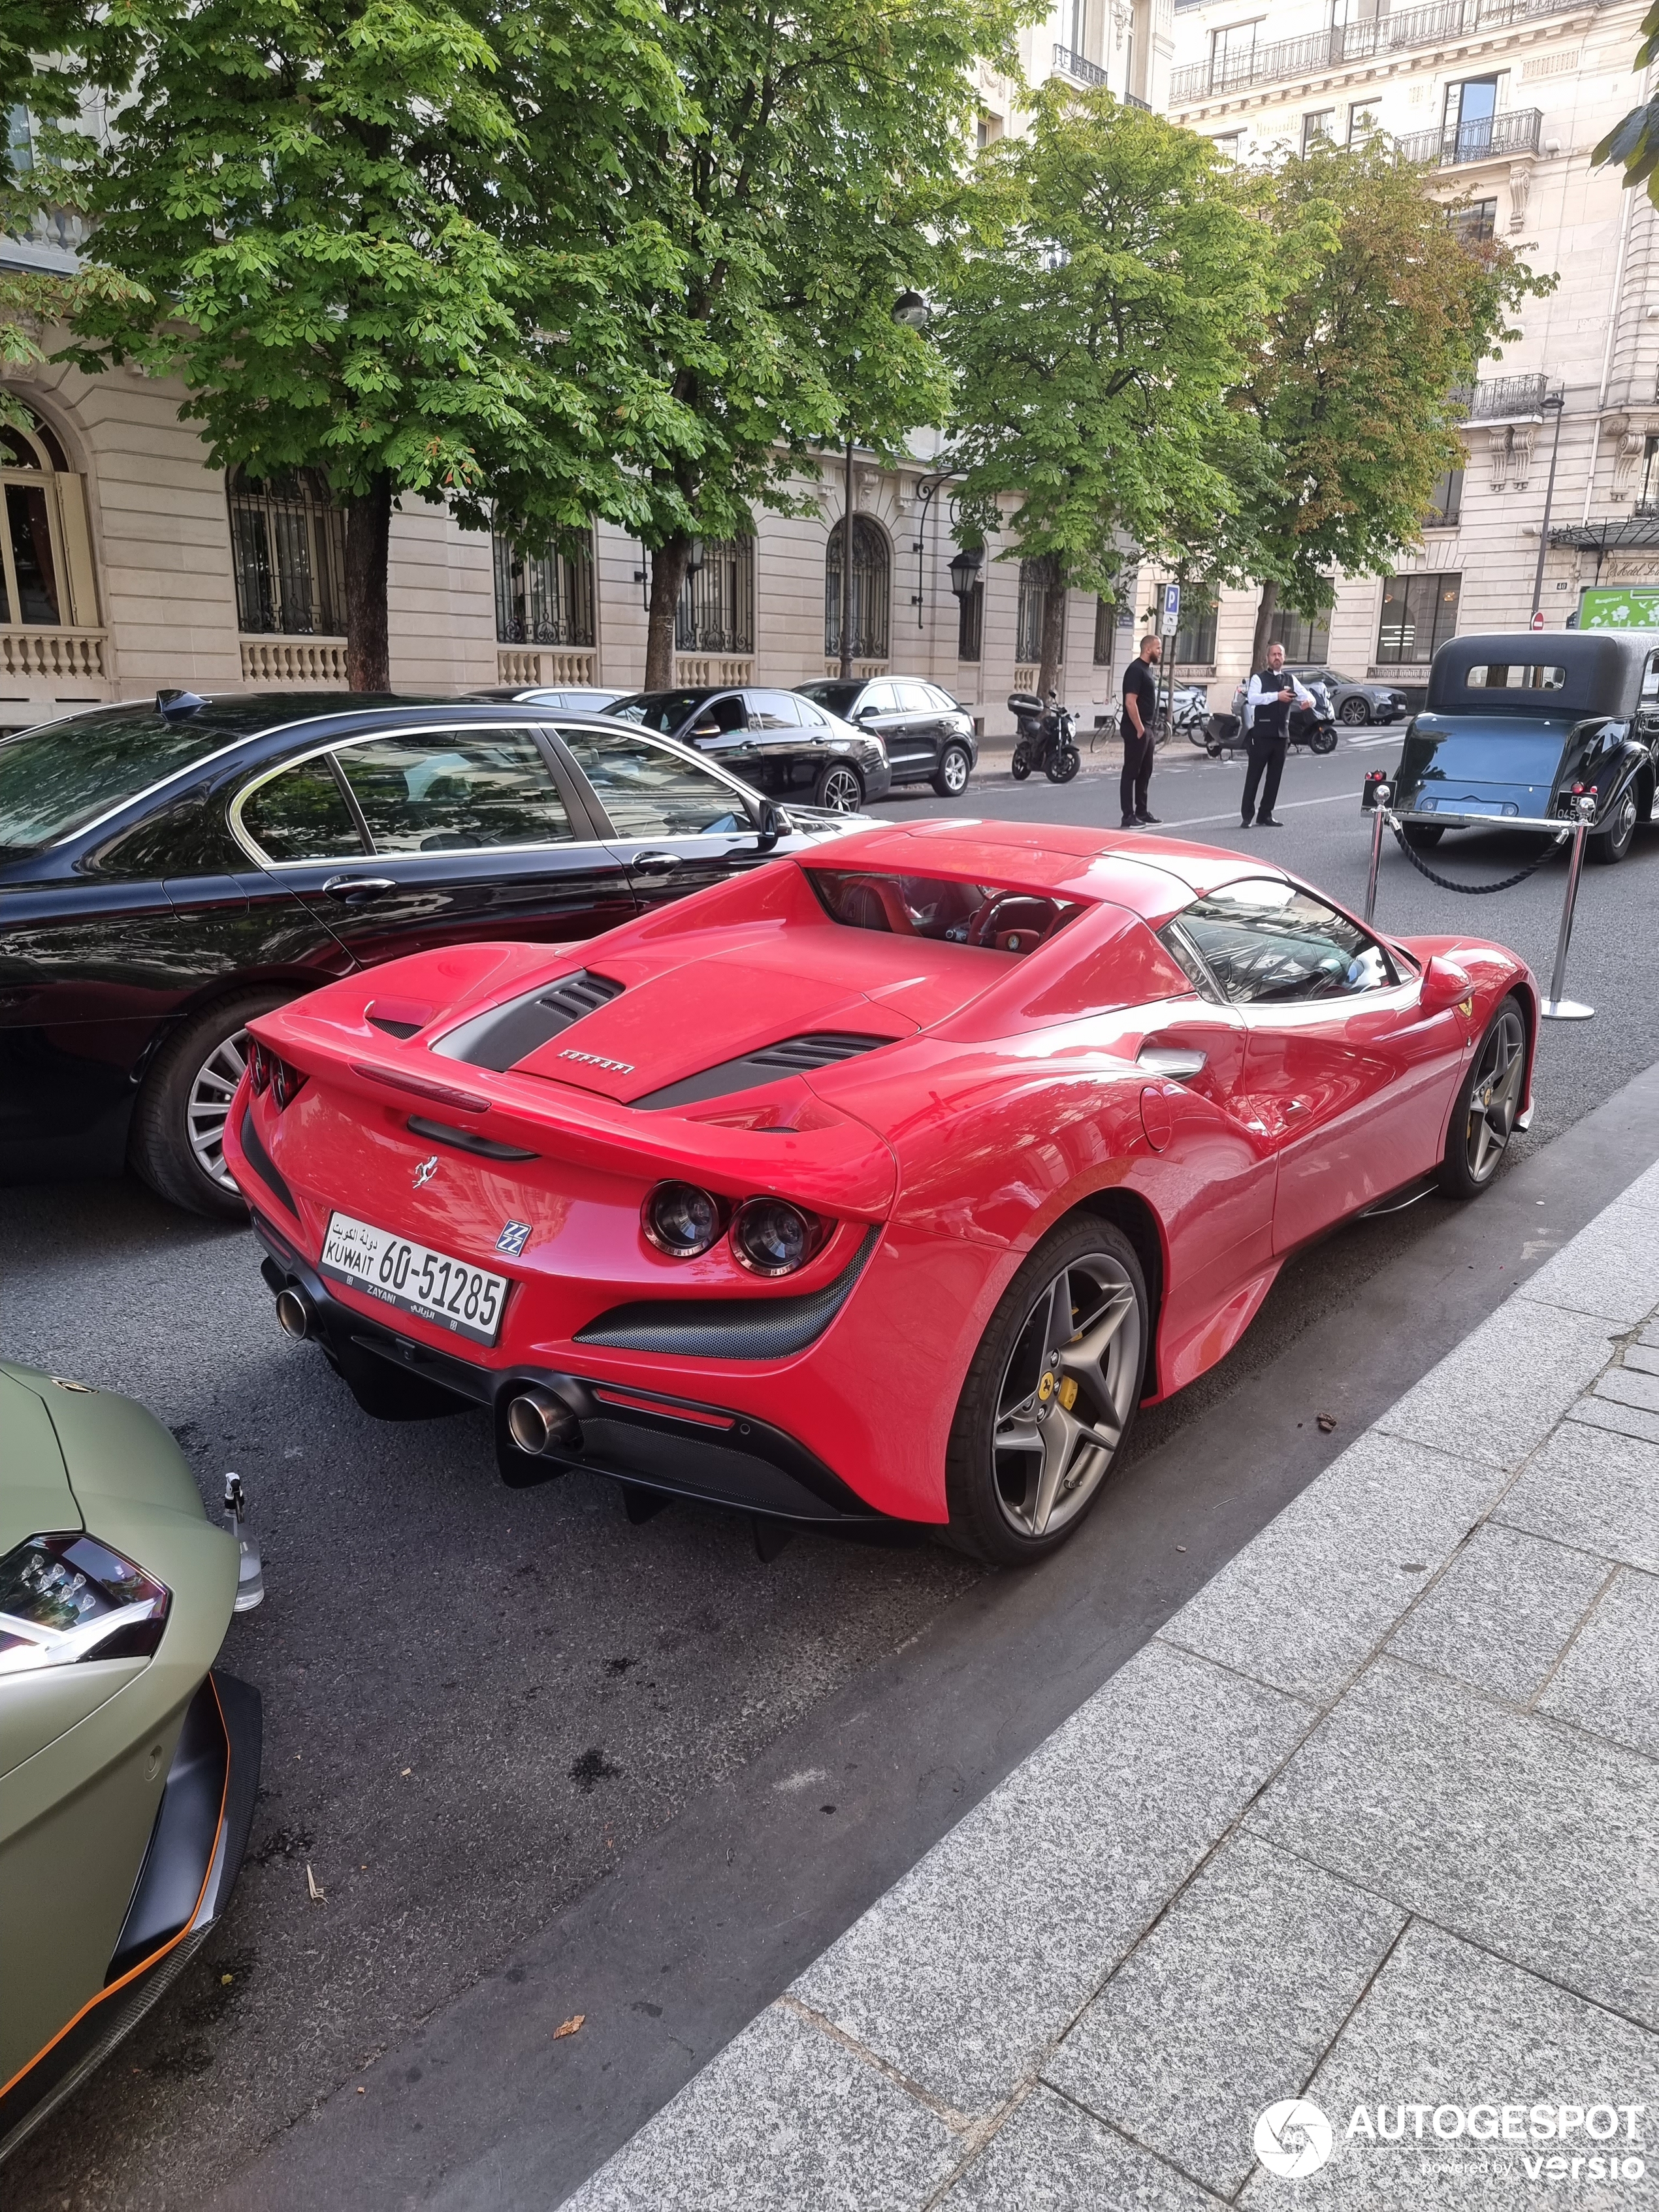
[632,1032,894,1112]
[432,970,625,1072]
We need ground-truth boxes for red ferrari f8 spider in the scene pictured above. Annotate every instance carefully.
[227,821,1535,1562]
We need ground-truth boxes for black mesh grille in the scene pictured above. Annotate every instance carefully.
[575,1227,879,1356]
[632,1033,893,1112]
[433,970,624,1072]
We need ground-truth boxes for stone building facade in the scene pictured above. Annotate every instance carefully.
[1157,0,1656,695]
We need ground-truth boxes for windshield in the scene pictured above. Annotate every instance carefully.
[809,869,1080,955]
[798,682,862,716]
[605,691,708,735]
[0,711,234,859]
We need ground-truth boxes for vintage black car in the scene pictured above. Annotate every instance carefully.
[605,686,891,811]
[0,693,863,1215]
[1383,631,1659,865]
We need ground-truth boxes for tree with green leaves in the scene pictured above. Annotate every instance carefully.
[1233,138,1550,667]
[1595,2,1659,199]
[488,0,1029,694]
[62,0,685,689]
[940,88,1276,701]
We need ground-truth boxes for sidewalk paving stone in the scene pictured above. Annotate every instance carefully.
[1044,1834,1404,2198]
[560,2000,959,2212]
[1386,1524,1610,1704]
[1246,1921,1659,2211]
[1373,1300,1615,1472]
[943,2087,1225,2210]
[1514,1172,1659,1326]
[790,1641,1310,2117]
[1538,1567,1659,1761]
[1246,1658,1659,2032]
[1566,1396,1659,1447]
[1593,1368,1659,1415]
[1495,1422,1659,1573]
[1160,1431,1507,1705]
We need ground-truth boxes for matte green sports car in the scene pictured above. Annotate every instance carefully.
[0,1361,261,2162]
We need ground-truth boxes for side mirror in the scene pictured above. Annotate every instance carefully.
[854,702,876,720]
[1420,954,1474,1014]
[756,801,784,851]
[691,721,723,741]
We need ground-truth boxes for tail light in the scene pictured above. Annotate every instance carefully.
[249,1038,308,1109]
[732,1198,828,1277]
[643,1183,726,1257]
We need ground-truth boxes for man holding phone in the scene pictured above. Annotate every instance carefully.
[1241,641,1315,828]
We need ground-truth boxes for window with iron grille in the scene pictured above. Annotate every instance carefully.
[492,530,596,647]
[1174,598,1218,664]
[228,468,348,637]
[1448,199,1496,246]
[676,536,754,654]
[825,518,891,660]
[1093,597,1117,665]
[958,579,984,662]
[1377,572,1460,665]
[1016,560,1065,665]
[1425,467,1464,525]
[1268,605,1332,662]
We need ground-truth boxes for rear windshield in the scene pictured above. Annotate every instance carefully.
[809,869,1080,955]
[0,711,233,859]
[605,691,707,734]
[1464,664,1566,693]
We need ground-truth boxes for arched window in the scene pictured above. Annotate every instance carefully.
[1,408,98,630]
[825,518,891,662]
[676,535,754,653]
[227,466,347,637]
[492,528,596,646]
[1016,559,1065,667]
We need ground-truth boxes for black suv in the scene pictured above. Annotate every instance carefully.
[797,677,978,795]
[605,686,890,812]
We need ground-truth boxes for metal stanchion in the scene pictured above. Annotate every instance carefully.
[1541,799,1596,1021]
[1364,782,1390,926]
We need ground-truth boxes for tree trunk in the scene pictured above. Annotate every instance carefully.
[345,473,393,692]
[1037,554,1066,701]
[839,432,855,679]
[644,536,691,692]
[1249,578,1280,672]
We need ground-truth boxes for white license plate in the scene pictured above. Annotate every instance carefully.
[319,1211,510,1345]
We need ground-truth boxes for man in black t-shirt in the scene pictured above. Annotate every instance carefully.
[1120,635,1161,829]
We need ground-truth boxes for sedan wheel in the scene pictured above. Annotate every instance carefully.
[814,761,863,813]
[1339,697,1370,726]
[1439,995,1526,1200]
[932,743,971,797]
[944,1219,1146,1563]
[187,1030,251,1189]
[129,986,293,1218]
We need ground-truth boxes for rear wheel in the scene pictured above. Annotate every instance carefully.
[129,986,293,1219]
[1439,994,1527,1200]
[943,1218,1146,1565]
[1010,745,1032,781]
[932,743,971,797]
[814,761,863,812]
[1588,785,1639,865]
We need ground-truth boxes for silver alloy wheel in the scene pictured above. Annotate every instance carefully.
[990,1253,1142,1539]
[187,1025,250,1191]
[818,764,862,812]
[1339,697,1370,725]
[1464,1004,1526,1185]
[939,745,970,794]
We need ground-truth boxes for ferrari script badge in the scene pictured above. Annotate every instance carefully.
[496,1220,532,1257]
[560,1048,635,1074]
[413,1155,439,1189]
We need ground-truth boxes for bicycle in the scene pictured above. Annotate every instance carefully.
[1088,704,1121,752]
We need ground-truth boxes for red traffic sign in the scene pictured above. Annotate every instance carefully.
[1531,609,1545,630]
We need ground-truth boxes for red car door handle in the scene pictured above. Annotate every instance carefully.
[323,876,396,903]
[1285,1098,1310,1115]
[631,850,683,873]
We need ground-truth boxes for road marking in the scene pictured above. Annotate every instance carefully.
[1145,792,1364,831]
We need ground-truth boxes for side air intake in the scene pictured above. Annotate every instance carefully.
[433,970,625,1072]
[633,1032,894,1112]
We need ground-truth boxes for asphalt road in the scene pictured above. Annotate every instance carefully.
[7,726,1658,2211]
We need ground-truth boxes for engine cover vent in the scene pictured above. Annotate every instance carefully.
[434,970,625,1071]
[633,1032,894,1112]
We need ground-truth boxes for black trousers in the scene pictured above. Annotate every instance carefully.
[1241,731,1287,822]
[1120,725,1155,819]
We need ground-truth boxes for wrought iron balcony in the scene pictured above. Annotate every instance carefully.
[1171,0,1588,106]
[1394,107,1543,167]
[1449,372,1551,421]
[1052,44,1109,88]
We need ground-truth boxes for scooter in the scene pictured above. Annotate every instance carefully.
[1208,680,1339,759]
[1008,691,1081,784]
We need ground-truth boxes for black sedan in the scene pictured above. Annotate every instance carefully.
[605,686,890,812]
[1285,665,1408,727]
[795,677,978,795]
[0,693,865,1216]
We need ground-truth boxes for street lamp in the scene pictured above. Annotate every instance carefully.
[948,546,984,600]
[839,291,932,678]
[1530,387,1567,619]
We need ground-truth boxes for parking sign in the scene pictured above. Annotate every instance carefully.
[1163,583,1181,631]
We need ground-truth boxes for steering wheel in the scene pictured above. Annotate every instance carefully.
[965,892,1061,950]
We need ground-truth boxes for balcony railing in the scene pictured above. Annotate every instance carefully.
[1394,108,1543,167]
[1172,0,1590,104]
[1052,44,1109,88]
[1,628,105,682]
[1450,372,1551,421]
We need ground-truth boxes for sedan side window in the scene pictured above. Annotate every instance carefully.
[334,729,573,855]
[561,728,753,839]
[1175,879,1396,1004]
[895,681,935,713]
[859,682,899,715]
[240,757,368,863]
[747,690,803,729]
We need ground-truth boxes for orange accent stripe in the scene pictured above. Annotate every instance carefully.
[0,1675,233,2107]
[592,1387,735,1430]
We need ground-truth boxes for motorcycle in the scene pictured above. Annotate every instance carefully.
[1208,679,1339,759]
[1008,691,1081,784]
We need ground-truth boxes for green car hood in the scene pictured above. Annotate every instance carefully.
[0,1364,81,1551]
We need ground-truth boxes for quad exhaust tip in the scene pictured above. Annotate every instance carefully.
[275,1286,315,1341]
[506,1386,583,1457]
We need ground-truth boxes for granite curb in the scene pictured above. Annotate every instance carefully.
[566,1164,1659,2210]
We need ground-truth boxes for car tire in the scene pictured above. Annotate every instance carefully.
[1588,786,1639,866]
[1401,821,1445,851]
[1438,993,1527,1200]
[129,986,295,1219]
[1339,697,1370,726]
[932,743,972,797]
[814,761,864,812]
[942,1216,1147,1565]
